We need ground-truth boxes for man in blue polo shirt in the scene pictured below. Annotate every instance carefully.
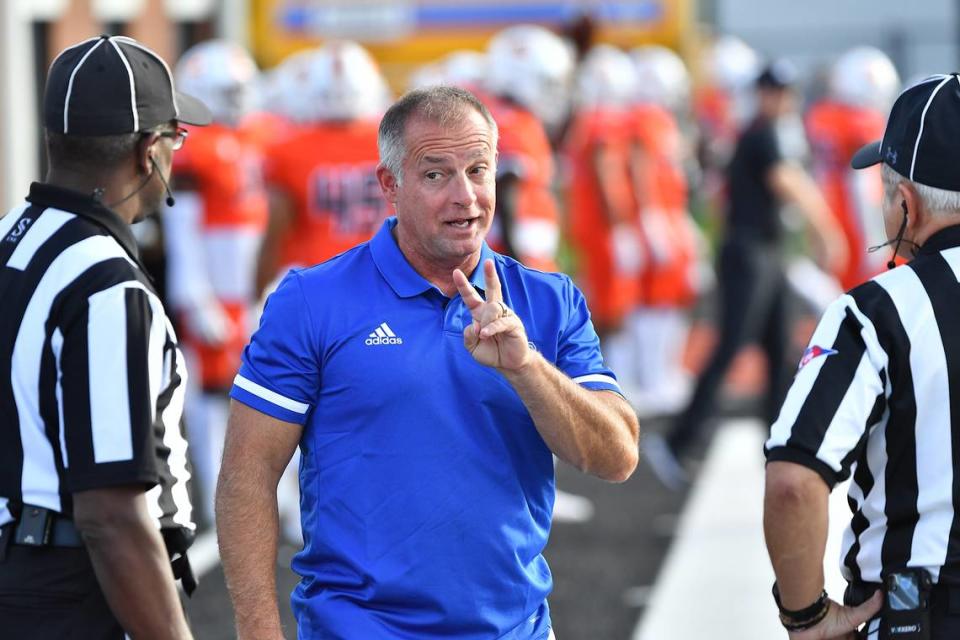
[216,86,639,640]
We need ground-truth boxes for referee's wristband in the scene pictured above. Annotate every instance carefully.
[772,583,830,631]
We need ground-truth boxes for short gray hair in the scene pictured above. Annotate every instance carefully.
[882,164,960,216]
[377,85,498,183]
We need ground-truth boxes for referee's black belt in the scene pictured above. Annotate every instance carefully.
[11,506,83,547]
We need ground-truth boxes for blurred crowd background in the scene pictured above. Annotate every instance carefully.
[2,1,959,637]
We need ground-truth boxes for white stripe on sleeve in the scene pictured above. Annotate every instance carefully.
[233,374,310,414]
[7,209,75,271]
[572,373,621,389]
[87,283,135,463]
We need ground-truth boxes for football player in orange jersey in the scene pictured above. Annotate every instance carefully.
[563,45,642,342]
[625,46,702,416]
[256,42,391,296]
[164,39,269,524]
[806,47,900,290]
[479,25,574,272]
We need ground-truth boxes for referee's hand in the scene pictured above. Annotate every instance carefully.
[788,591,883,640]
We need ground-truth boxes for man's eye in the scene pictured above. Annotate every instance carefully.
[425,171,443,181]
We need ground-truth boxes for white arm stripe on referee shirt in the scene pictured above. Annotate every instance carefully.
[233,374,310,414]
[572,373,621,389]
[88,282,158,463]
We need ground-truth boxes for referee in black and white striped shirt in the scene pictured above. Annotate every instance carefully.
[764,74,960,639]
[0,36,210,639]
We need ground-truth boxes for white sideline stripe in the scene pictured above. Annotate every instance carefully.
[233,374,309,414]
[572,373,620,388]
[185,529,220,581]
[633,420,849,640]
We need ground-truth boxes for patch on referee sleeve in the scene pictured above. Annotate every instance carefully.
[798,345,839,370]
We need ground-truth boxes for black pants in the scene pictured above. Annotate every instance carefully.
[667,237,790,456]
[0,544,125,639]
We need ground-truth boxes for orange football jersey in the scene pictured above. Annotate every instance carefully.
[806,100,889,289]
[480,92,560,271]
[171,123,269,388]
[563,107,639,328]
[264,119,388,270]
[630,104,697,308]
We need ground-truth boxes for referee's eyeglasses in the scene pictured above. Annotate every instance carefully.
[157,127,189,150]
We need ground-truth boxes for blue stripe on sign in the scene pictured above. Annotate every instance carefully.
[278,1,664,32]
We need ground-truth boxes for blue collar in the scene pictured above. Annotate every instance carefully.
[369,217,495,298]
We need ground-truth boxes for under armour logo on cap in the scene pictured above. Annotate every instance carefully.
[43,35,211,136]
[851,73,960,191]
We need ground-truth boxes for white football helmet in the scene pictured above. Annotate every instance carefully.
[440,50,486,89]
[703,35,761,92]
[631,45,690,110]
[575,45,637,109]
[830,47,900,111]
[485,25,575,127]
[175,39,259,126]
[281,41,390,123]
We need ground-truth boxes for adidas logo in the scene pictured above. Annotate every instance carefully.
[365,322,403,346]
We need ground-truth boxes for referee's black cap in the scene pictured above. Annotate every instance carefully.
[43,35,211,136]
[851,73,960,190]
[755,59,798,90]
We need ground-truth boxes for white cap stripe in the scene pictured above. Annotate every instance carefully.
[62,38,106,134]
[909,75,952,181]
[114,36,180,118]
[107,39,139,132]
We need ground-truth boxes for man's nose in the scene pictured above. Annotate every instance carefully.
[450,171,477,208]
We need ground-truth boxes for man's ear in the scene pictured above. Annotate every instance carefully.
[376,163,399,204]
[897,181,922,232]
[136,132,160,176]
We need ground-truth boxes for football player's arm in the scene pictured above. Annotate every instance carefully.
[256,187,294,298]
[217,401,301,640]
[166,173,231,345]
[767,162,847,273]
[592,142,629,226]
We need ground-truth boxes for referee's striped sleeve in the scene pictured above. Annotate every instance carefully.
[765,294,888,487]
[59,280,162,490]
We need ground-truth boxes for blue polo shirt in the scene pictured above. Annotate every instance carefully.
[231,217,621,639]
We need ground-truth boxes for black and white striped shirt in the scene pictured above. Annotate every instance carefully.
[0,183,194,536]
[766,224,960,587]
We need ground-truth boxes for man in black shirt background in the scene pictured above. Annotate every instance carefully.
[646,61,846,489]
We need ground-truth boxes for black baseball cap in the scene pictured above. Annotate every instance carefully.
[755,59,798,90]
[851,73,960,190]
[43,35,211,136]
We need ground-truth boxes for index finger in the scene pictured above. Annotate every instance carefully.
[452,268,485,310]
[483,259,502,303]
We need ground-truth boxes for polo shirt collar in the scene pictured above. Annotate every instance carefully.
[369,216,496,298]
[27,181,141,262]
[918,224,960,257]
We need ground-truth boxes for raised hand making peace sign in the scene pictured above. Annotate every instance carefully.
[453,259,533,373]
